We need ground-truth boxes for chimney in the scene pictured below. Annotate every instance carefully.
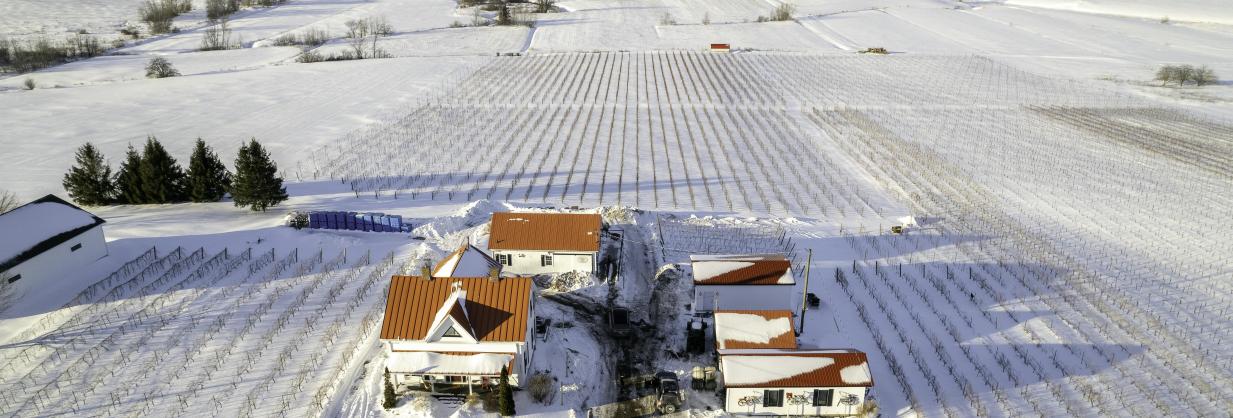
[421,262,433,280]
[488,266,501,282]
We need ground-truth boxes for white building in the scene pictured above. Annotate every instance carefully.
[691,254,795,314]
[719,349,873,416]
[380,274,536,394]
[487,212,601,276]
[0,195,107,286]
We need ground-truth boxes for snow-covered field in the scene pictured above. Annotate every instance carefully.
[3,0,1233,416]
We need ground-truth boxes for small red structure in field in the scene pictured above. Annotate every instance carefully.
[710,43,731,52]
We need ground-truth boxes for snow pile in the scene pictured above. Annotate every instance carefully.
[713,312,794,349]
[387,351,514,375]
[598,206,637,224]
[413,200,508,241]
[542,271,596,293]
[0,202,98,264]
[719,356,835,386]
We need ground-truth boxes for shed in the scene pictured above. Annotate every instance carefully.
[0,195,107,285]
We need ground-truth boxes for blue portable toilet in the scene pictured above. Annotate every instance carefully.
[311,213,322,229]
[345,212,356,230]
[330,212,341,229]
[389,215,402,231]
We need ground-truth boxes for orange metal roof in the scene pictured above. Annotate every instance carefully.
[381,276,533,342]
[713,310,798,350]
[693,258,793,285]
[488,212,601,252]
[720,351,872,388]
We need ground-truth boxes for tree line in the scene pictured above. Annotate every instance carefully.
[62,137,288,211]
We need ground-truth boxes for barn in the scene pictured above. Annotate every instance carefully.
[0,195,108,285]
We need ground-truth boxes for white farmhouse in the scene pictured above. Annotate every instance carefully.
[719,350,873,416]
[0,195,107,286]
[487,212,601,275]
[379,274,536,394]
[691,254,795,314]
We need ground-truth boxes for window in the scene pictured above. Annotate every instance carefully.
[763,389,784,407]
[813,389,834,407]
[496,253,512,266]
[541,254,553,266]
[442,327,461,338]
[446,375,467,383]
[6,274,20,284]
[70,243,82,252]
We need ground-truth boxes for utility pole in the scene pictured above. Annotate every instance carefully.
[798,249,812,335]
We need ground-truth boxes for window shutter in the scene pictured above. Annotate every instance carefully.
[763,389,784,407]
[814,389,833,406]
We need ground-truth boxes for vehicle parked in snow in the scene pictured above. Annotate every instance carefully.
[655,371,682,414]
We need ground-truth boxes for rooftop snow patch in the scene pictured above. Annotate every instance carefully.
[433,243,501,277]
[386,351,514,376]
[0,195,105,271]
[691,254,794,285]
[719,350,872,388]
[713,310,797,349]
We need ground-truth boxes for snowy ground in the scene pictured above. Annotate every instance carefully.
[3,0,1233,417]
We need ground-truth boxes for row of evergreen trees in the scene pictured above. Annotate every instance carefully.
[62,137,288,211]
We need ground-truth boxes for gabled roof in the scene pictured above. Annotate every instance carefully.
[381,276,533,342]
[1,194,106,272]
[488,212,601,252]
[433,243,502,277]
[425,285,478,342]
[719,350,872,388]
[713,310,797,350]
[691,254,794,285]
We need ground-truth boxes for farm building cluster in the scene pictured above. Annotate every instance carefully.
[376,210,875,415]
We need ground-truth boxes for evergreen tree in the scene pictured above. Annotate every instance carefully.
[115,144,145,204]
[383,369,397,409]
[498,365,515,416]
[230,138,288,212]
[61,142,114,206]
[138,136,187,203]
[186,138,231,202]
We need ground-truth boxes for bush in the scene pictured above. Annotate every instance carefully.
[146,56,180,78]
[295,49,325,63]
[659,13,676,25]
[528,373,553,404]
[534,0,555,13]
[383,370,397,409]
[22,78,35,90]
[140,0,190,34]
[200,21,235,51]
[0,190,17,214]
[273,27,330,47]
[769,2,796,21]
[206,0,240,20]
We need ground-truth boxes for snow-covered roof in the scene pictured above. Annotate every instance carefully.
[719,350,872,388]
[713,310,797,350]
[386,351,514,376]
[690,254,794,285]
[0,195,105,272]
[433,243,501,277]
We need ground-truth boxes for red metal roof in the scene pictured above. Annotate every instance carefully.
[720,350,872,388]
[713,310,798,350]
[381,276,533,342]
[488,212,601,252]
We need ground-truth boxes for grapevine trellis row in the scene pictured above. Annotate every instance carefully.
[0,245,405,418]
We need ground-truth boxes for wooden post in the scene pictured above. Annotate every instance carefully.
[798,249,812,335]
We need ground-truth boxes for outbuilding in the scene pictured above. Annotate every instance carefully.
[719,349,873,416]
[487,212,601,275]
[691,254,795,314]
[0,195,107,286]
